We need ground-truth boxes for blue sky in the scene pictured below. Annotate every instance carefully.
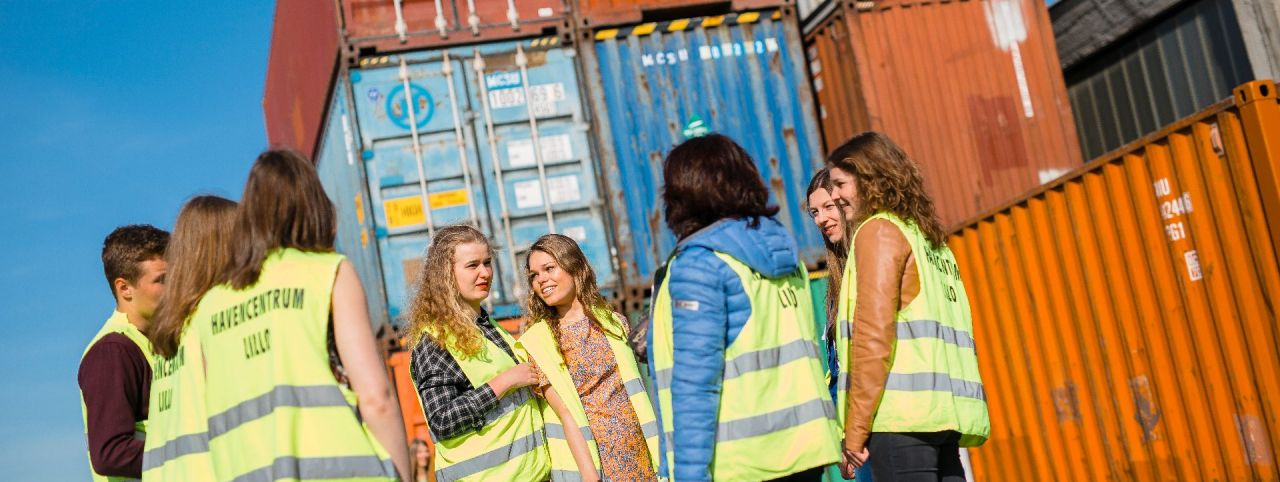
[0,3,274,478]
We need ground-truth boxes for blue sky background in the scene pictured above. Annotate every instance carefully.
[0,3,274,478]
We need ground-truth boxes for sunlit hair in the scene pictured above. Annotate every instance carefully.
[524,234,619,350]
[227,149,337,289]
[826,131,946,248]
[806,168,845,332]
[662,134,779,239]
[404,225,493,357]
[149,196,237,358]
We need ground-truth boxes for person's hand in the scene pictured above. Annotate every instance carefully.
[489,363,537,396]
[840,450,856,480]
[504,363,537,390]
[847,446,870,469]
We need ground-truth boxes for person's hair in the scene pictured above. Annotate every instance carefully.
[826,131,946,248]
[226,149,337,289]
[524,234,619,350]
[404,225,492,356]
[662,134,780,239]
[102,224,170,298]
[806,168,845,330]
[148,196,238,358]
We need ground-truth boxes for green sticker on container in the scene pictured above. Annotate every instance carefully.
[682,115,710,139]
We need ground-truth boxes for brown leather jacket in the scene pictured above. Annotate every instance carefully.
[843,218,920,452]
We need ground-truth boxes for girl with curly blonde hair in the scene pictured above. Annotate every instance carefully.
[403,224,550,481]
[827,132,989,482]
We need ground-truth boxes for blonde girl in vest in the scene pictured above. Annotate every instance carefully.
[142,195,236,481]
[404,225,550,482]
[518,234,659,481]
[827,132,987,482]
[194,150,411,481]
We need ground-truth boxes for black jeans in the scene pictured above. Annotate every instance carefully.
[867,431,965,482]
[767,466,827,482]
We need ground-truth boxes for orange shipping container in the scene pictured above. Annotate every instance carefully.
[805,0,1083,228]
[950,80,1280,481]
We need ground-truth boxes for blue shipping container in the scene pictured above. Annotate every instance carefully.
[318,37,618,324]
[315,80,391,328]
[583,9,827,296]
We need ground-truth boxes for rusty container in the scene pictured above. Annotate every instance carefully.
[804,0,1083,228]
[342,0,571,54]
[572,0,791,28]
[387,350,434,481]
[949,80,1280,481]
[263,0,342,157]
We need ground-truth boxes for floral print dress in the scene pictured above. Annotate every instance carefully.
[532,315,656,481]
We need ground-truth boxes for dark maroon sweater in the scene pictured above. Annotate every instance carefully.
[78,332,151,477]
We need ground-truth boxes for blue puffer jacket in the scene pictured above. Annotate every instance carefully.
[648,216,803,482]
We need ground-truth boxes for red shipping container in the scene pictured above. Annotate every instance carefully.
[262,0,341,157]
[342,0,570,53]
[805,0,1084,228]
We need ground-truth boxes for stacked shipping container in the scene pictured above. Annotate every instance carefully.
[952,80,1280,480]
[804,0,1083,228]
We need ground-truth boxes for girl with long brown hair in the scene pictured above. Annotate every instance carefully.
[141,195,235,481]
[516,234,659,482]
[826,132,989,482]
[191,149,410,481]
[403,224,550,482]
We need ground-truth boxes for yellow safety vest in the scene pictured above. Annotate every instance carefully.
[651,252,841,481]
[514,308,661,481]
[835,212,990,445]
[415,316,550,482]
[194,248,397,481]
[81,311,155,482]
[141,326,214,481]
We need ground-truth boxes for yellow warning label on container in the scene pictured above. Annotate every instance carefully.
[384,197,425,229]
[429,189,469,209]
[383,190,470,229]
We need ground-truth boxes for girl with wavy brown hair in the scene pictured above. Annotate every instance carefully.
[403,224,550,481]
[827,132,988,482]
[517,234,658,482]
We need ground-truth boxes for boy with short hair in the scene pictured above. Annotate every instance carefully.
[79,224,169,481]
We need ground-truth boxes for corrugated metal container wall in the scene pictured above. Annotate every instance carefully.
[572,0,789,28]
[950,80,1280,481]
[342,0,570,54]
[315,80,391,328]
[1064,0,1256,161]
[263,0,341,158]
[348,38,617,322]
[582,8,827,308]
[805,0,1083,228]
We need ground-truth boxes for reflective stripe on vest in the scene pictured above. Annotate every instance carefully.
[515,309,660,481]
[142,326,215,481]
[194,249,396,481]
[834,213,991,445]
[423,314,550,482]
[650,251,841,480]
[82,311,154,482]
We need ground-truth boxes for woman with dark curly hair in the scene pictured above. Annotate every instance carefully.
[826,132,990,482]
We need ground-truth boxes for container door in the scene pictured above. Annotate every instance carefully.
[587,10,826,288]
[351,52,494,323]
[466,39,618,318]
[315,79,391,328]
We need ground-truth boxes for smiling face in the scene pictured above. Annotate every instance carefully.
[452,241,493,308]
[828,166,860,218]
[528,250,577,311]
[808,188,845,244]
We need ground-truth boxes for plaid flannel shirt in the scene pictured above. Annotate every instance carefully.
[410,310,516,440]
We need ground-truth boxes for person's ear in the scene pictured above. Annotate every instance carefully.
[114,277,133,303]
